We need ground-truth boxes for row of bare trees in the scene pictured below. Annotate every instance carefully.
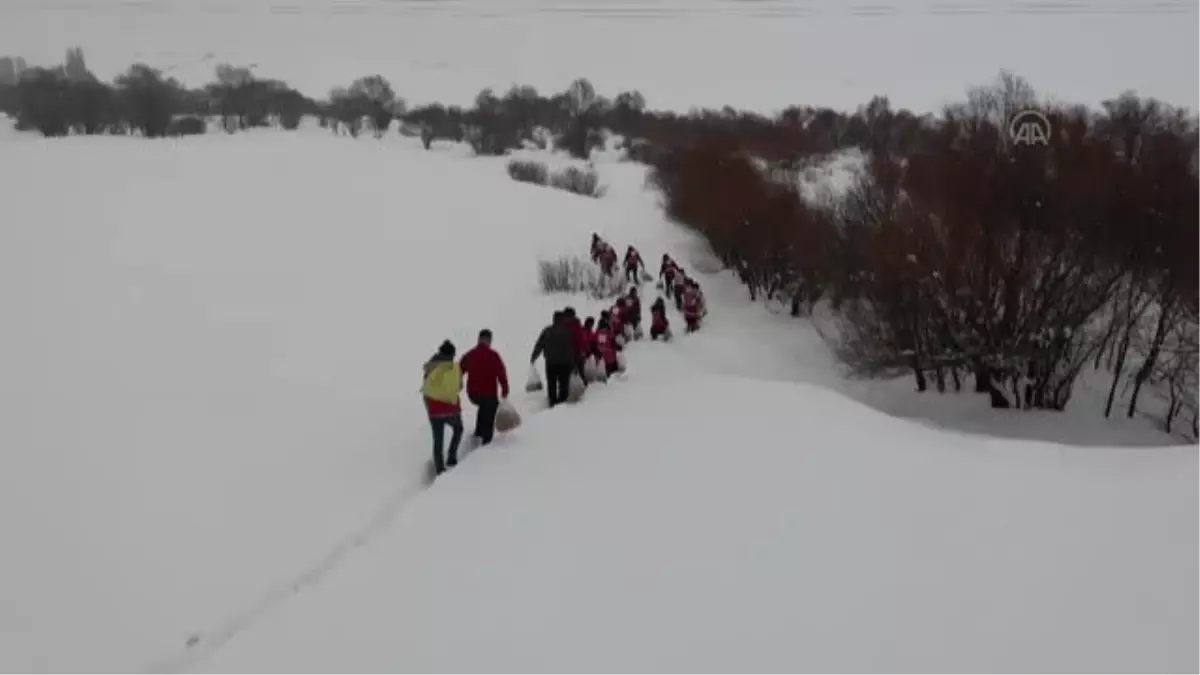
[0,52,630,158]
[648,74,1198,439]
[397,78,632,158]
[0,49,319,137]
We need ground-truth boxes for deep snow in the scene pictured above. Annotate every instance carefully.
[203,373,1198,673]
[0,125,1195,673]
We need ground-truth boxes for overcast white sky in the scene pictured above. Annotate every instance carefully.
[1,0,1195,112]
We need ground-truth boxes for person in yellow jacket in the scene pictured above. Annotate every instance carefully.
[422,340,464,476]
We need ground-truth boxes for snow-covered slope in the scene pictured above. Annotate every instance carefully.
[1,128,1195,673]
[203,371,1198,673]
[0,129,641,672]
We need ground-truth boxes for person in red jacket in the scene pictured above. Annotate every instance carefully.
[563,306,589,382]
[610,297,627,343]
[624,245,644,284]
[593,314,621,377]
[682,282,703,333]
[650,296,671,341]
[458,328,510,446]
[599,245,618,277]
[660,254,678,295]
[673,270,688,311]
[583,316,597,349]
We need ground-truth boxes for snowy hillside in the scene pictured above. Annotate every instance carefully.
[1,125,1195,673]
[0,129,635,672]
[204,373,1197,673]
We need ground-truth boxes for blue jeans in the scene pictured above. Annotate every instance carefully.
[430,414,464,473]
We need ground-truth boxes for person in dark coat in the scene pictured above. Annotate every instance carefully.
[625,286,643,336]
[459,328,510,446]
[531,311,576,407]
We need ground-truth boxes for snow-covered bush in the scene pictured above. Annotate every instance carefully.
[507,159,549,186]
[549,166,604,198]
[509,162,605,199]
[538,256,624,297]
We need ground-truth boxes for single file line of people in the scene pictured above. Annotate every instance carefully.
[420,238,707,479]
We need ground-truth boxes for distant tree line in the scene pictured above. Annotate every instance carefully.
[0,49,314,137]
[1,52,1194,437]
[1,47,923,161]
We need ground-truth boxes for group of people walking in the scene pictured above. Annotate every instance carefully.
[420,329,513,476]
[591,233,649,285]
[591,233,707,333]
[419,235,709,479]
[529,300,627,408]
[658,251,708,334]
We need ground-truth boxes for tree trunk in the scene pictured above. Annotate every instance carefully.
[910,354,927,392]
[1103,327,1133,418]
[1165,389,1179,434]
[987,369,1014,408]
[973,359,990,393]
[1128,304,1173,418]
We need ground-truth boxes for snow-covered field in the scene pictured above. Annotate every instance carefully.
[1,2,1197,672]
[1,125,1195,673]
